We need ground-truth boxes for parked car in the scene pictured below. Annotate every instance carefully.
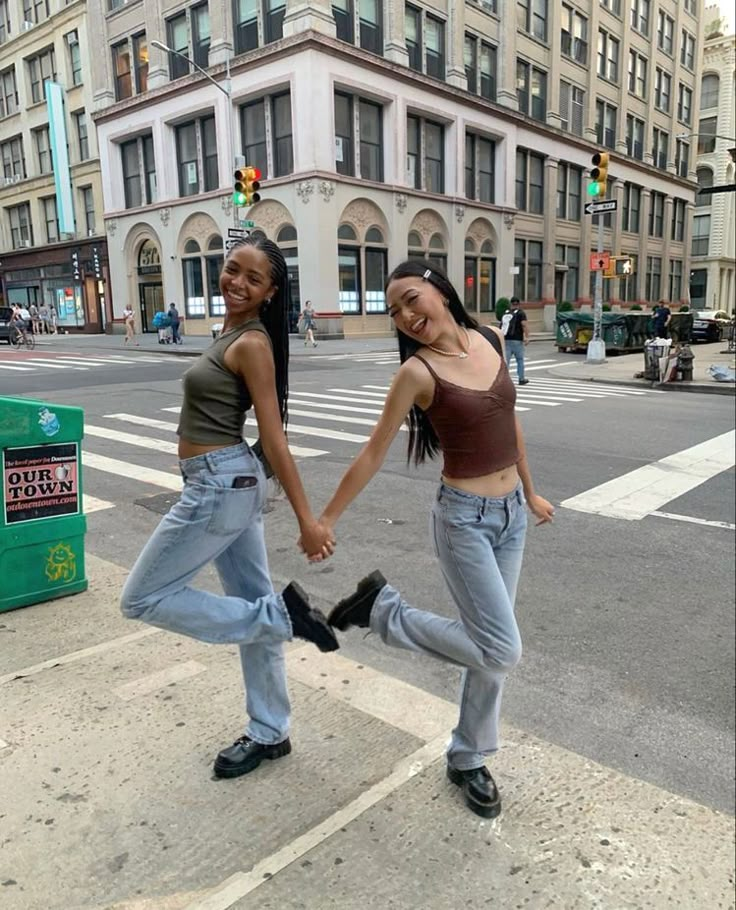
[690,310,731,343]
[0,306,32,343]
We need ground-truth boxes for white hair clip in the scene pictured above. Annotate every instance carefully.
[423,269,431,280]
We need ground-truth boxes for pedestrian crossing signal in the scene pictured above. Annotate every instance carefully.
[615,256,634,276]
[588,152,609,198]
[233,166,261,207]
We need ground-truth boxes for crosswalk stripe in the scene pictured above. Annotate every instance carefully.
[286,399,385,416]
[242,435,328,457]
[0,364,35,371]
[515,398,561,407]
[83,495,115,513]
[83,451,182,490]
[105,413,178,432]
[281,423,369,444]
[288,407,407,431]
[520,381,650,396]
[329,387,387,398]
[363,385,390,391]
[85,425,179,454]
[290,391,398,407]
[21,360,89,370]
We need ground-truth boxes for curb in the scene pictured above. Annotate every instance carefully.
[547,371,736,396]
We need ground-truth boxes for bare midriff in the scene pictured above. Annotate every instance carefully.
[178,438,239,459]
[442,463,520,498]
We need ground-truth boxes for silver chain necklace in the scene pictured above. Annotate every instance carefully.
[426,326,470,359]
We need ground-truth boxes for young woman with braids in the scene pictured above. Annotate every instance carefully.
[316,260,554,819]
[121,236,338,780]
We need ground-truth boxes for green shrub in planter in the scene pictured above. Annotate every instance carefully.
[495,297,510,321]
[557,301,574,312]
[679,305,690,312]
[630,304,642,310]
[602,304,612,311]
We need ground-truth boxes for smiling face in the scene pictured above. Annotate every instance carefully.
[386,276,452,344]
[220,244,276,322]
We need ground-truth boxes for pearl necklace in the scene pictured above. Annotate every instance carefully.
[426,326,470,359]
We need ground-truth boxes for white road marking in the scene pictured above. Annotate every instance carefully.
[330,387,387,398]
[288,391,400,407]
[113,660,207,702]
[19,360,88,370]
[514,398,561,407]
[283,423,369,444]
[82,451,182,490]
[85,425,178,454]
[650,511,736,531]
[83,495,115,513]
[104,413,179,432]
[0,364,35,371]
[561,431,736,521]
[283,399,385,416]
[288,407,408,431]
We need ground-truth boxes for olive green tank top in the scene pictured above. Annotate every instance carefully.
[177,319,270,445]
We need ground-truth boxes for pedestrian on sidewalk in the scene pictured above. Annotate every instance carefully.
[49,303,58,335]
[122,305,139,346]
[29,303,40,335]
[299,300,318,347]
[121,236,338,781]
[502,297,529,385]
[314,261,554,820]
[653,300,672,339]
[38,303,50,335]
[168,302,182,344]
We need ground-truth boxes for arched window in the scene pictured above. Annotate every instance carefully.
[277,224,301,332]
[407,230,448,272]
[696,167,713,208]
[182,234,225,318]
[701,74,719,109]
[464,235,496,314]
[337,224,388,314]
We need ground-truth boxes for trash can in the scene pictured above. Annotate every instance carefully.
[643,339,672,383]
[0,397,88,612]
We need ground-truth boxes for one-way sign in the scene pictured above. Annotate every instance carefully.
[585,199,618,215]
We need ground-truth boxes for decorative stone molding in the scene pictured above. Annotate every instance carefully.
[296,181,314,204]
[466,217,495,250]
[503,213,515,231]
[455,205,465,224]
[247,200,293,238]
[106,219,117,237]
[221,195,233,216]
[409,209,445,242]
[180,213,219,247]
[159,208,171,227]
[318,180,335,202]
[340,198,389,236]
[394,193,408,214]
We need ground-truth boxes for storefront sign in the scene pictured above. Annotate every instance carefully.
[91,246,103,280]
[3,443,80,524]
[71,249,81,280]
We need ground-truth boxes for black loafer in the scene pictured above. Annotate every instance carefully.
[214,736,292,779]
[447,764,502,819]
[282,582,339,652]
[328,571,387,630]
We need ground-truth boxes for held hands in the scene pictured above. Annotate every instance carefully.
[527,494,555,526]
[298,519,336,563]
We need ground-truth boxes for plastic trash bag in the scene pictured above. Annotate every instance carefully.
[708,364,736,383]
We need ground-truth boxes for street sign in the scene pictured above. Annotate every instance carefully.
[585,200,618,216]
[240,220,255,227]
[590,252,611,272]
[227,228,246,238]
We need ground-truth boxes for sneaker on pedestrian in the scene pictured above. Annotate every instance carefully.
[446,764,502,818]
[214,735,292,778]
[518,378,529,385]
[328,570,387,630]
[282,582,339,651]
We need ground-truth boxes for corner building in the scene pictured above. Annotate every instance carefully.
[89,0,704,337]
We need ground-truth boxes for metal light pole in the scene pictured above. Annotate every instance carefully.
[150,40,238,229]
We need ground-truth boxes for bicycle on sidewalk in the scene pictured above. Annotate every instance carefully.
[9,324,35,351]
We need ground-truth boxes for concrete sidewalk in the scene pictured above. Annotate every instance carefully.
[1,555,733,910]
[549,342,736,396]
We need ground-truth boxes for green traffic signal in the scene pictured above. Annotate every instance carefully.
[587,181,602,196]
[232,190,246,206]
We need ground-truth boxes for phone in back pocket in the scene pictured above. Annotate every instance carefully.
[231,475,258,489]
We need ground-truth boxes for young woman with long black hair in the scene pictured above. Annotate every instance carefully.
[121,236,338,780]
[317,260,554,819]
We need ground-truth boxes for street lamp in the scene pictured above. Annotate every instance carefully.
[150,39,238,227]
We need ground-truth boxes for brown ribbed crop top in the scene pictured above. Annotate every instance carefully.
[414,327,520,479]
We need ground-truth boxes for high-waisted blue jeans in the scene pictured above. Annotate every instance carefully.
[120,443,292,746]
[369,482,527,770]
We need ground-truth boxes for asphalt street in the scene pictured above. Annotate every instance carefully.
[3,337,734,821]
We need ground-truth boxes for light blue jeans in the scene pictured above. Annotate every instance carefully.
[505,339,526,382]
[370,483,527,771]
[120,443,292,746]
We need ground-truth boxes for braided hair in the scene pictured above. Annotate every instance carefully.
[226,235,290,430]
[386,259,479,467]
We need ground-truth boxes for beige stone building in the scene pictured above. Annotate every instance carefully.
[690,7,735,311]
[85,0,705,337]
[0,0,108,331]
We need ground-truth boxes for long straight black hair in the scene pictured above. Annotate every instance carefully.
[386,259,479,467]
[226,235,290,430]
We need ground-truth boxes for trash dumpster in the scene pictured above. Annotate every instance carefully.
[0,397,88,612]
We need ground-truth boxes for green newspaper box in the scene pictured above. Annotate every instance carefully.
[0,397,88,612]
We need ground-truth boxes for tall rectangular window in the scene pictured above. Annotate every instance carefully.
[143,134,156,203]
[424,120,444,194]
[425,16,445,79]
[359,0,382,54]
[8,203,33,248]
[0,0,10,46]
[112,41,132,100]
[652,128,668,170]
[600,0,621,13]
[242,100,268,177]
[680,31,695,69]
[671,199,685,242]
[133,34,148,94]
[622,183,641,232]
[657,11,674,54]
[73,111,89,161]
[272,92,293,177]
[517,0,547,41]
[596,99,617,149]
[517,60,547,122]
[646,256,661,301]
[407,114,420,189]
[1,135,26,179]
[234,0,259,53]
[556,162,582,221]
[465,133,495,203]
[562,4,588,65]
[22,0,49,24]
[692,215,710,256]
[1,67,19,118]
[560,81,584,135]
[28,48,56,104]
[121,139,142,208]
[240,92,293,179]
[42,196,59,243]
[597,29,619,81]
[176,122,200,197]
[264,0,286,44]
[67,32,83,86]
[678,85,692,126]
[697,117,717,154]
[334,92,354,177]
[630,0,650,36]
[192,4,211,69]
[628,51,647,98]
[333,0,354,43]
[80,185,95,235]
[675,140,689,178]
[359,99,383,182]
[166,13,190,79]
[669,260,682,300]
[626,114,644,159]
[516,149,544,214]
[406,6,422,71]
[654,68,671,113]
[34,126,51,174]
[648,191,664,238]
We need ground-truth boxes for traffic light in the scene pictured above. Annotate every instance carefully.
[615,256,635,276]
[233,166,262,207]
[587,152,609,198]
